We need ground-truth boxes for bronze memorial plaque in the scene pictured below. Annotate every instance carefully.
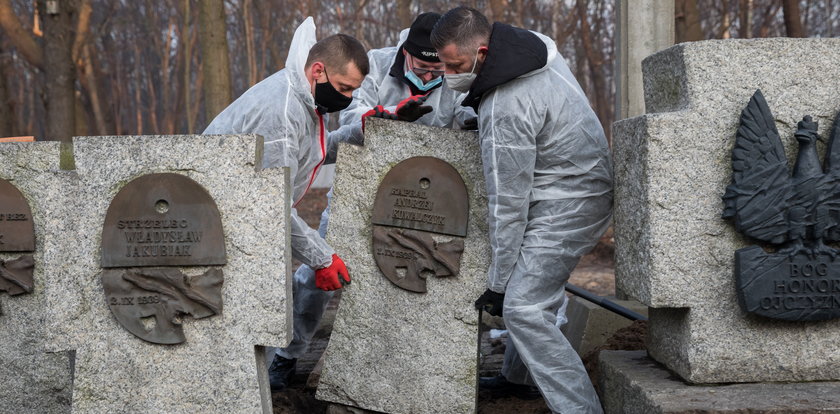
[371,157,469,293]
[101,173,226,344]
[0,178,35,297]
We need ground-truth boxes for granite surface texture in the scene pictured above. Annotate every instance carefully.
[316,119,489,414]
[599,350,840,414]
[612,39,840,383]
[0,142,72,413]
[43,134,291,413]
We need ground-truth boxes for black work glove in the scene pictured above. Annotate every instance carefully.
[461,117,478,130]
[395,95,433,122]
[475,289,505,317]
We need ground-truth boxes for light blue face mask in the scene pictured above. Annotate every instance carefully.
[405,70,442,92]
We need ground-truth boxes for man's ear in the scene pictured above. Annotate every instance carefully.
[477,46,489,61]
[310,61,325,81]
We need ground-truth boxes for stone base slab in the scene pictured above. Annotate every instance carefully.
[562,296,648,357]
[599,350,840,413]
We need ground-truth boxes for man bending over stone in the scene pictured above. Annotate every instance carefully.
[431,7,613,413]
[203,17,368,391]
[266,11,476,392]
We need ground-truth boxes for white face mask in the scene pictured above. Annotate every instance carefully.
[444,49,480,93]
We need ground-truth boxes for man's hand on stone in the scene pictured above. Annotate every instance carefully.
[475,289,504,317]
[362,105,397,132]
[315,254,351,291]
[395,95,433,122]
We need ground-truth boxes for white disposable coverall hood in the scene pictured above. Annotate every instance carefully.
[326,28,474,161]
[467,23,612,414]
[203,17,335,269]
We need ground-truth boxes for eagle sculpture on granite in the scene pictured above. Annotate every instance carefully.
[722,90,840,257]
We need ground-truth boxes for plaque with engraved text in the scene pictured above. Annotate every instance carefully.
[371,157,469,293]
[101,173,226,267]
[0,178,35,252]
[101,173,226,344]
[0,178,35,297]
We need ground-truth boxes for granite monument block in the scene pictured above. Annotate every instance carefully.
[613,38,840,383]
[0,141,73,414]
[43,134,291,413]
[316,119,489,414]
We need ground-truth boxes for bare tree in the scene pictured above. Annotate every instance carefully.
[782,0,806,37]
[37,0,79,143]
[199,0,232,122]
[0,44,13,136]
[675,0,703,42]
[739,0,753,38]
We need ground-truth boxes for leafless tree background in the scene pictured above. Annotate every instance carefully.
[0,0,837,143]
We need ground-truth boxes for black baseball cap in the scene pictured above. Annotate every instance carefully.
[402,12,441,62]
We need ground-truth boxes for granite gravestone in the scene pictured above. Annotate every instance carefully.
[0,141,72,414]
[316,119,489,414]
[612,38,840,387]
[43,134,291,413]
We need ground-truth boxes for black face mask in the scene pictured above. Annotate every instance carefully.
[314,67,353,114]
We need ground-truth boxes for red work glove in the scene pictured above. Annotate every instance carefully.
[315,254,351,291]
[395,94,433,122]
[361,105,397,132]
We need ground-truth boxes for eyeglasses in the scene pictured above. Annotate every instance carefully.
[411,67,445,77]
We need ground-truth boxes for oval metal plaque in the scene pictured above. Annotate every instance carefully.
[0,178,35,297]
[101,173,227,268]
[371,157,469,293]
[0,178,35,252]
[371,156,468,237]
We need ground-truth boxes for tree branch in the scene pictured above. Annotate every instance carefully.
[0,0,43,68]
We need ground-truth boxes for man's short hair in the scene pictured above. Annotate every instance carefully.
[430,7,491,53]
[306,34,369,76]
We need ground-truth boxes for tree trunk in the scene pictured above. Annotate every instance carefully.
[199,0,232,122]
[396,0,411,30]
[0,0,43,69]
[0,44,13,137]
[782,0,806,37]
[738,0,753,38]
[243,0,257,87]
[675,0,703,42]
[575,0,610,141]
[38,0,79,143]
[82,45,107,134]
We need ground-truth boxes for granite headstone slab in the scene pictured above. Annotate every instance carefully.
[43,134,291,413]
[612,38,840,383]
[0,141,72,414]
[317,119,489,414]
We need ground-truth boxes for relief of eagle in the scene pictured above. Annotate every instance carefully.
[722,90,840,257]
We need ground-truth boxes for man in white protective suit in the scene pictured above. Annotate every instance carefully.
[265,12,476,392]
[202,18,368,391]
[431,7,613,414]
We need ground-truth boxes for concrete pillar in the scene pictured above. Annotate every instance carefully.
[616,0,674,119]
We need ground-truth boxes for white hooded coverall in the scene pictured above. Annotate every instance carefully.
[202,18,339,362]
[465,23,613,413]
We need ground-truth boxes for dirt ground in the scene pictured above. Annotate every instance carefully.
[272,189,640,414]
